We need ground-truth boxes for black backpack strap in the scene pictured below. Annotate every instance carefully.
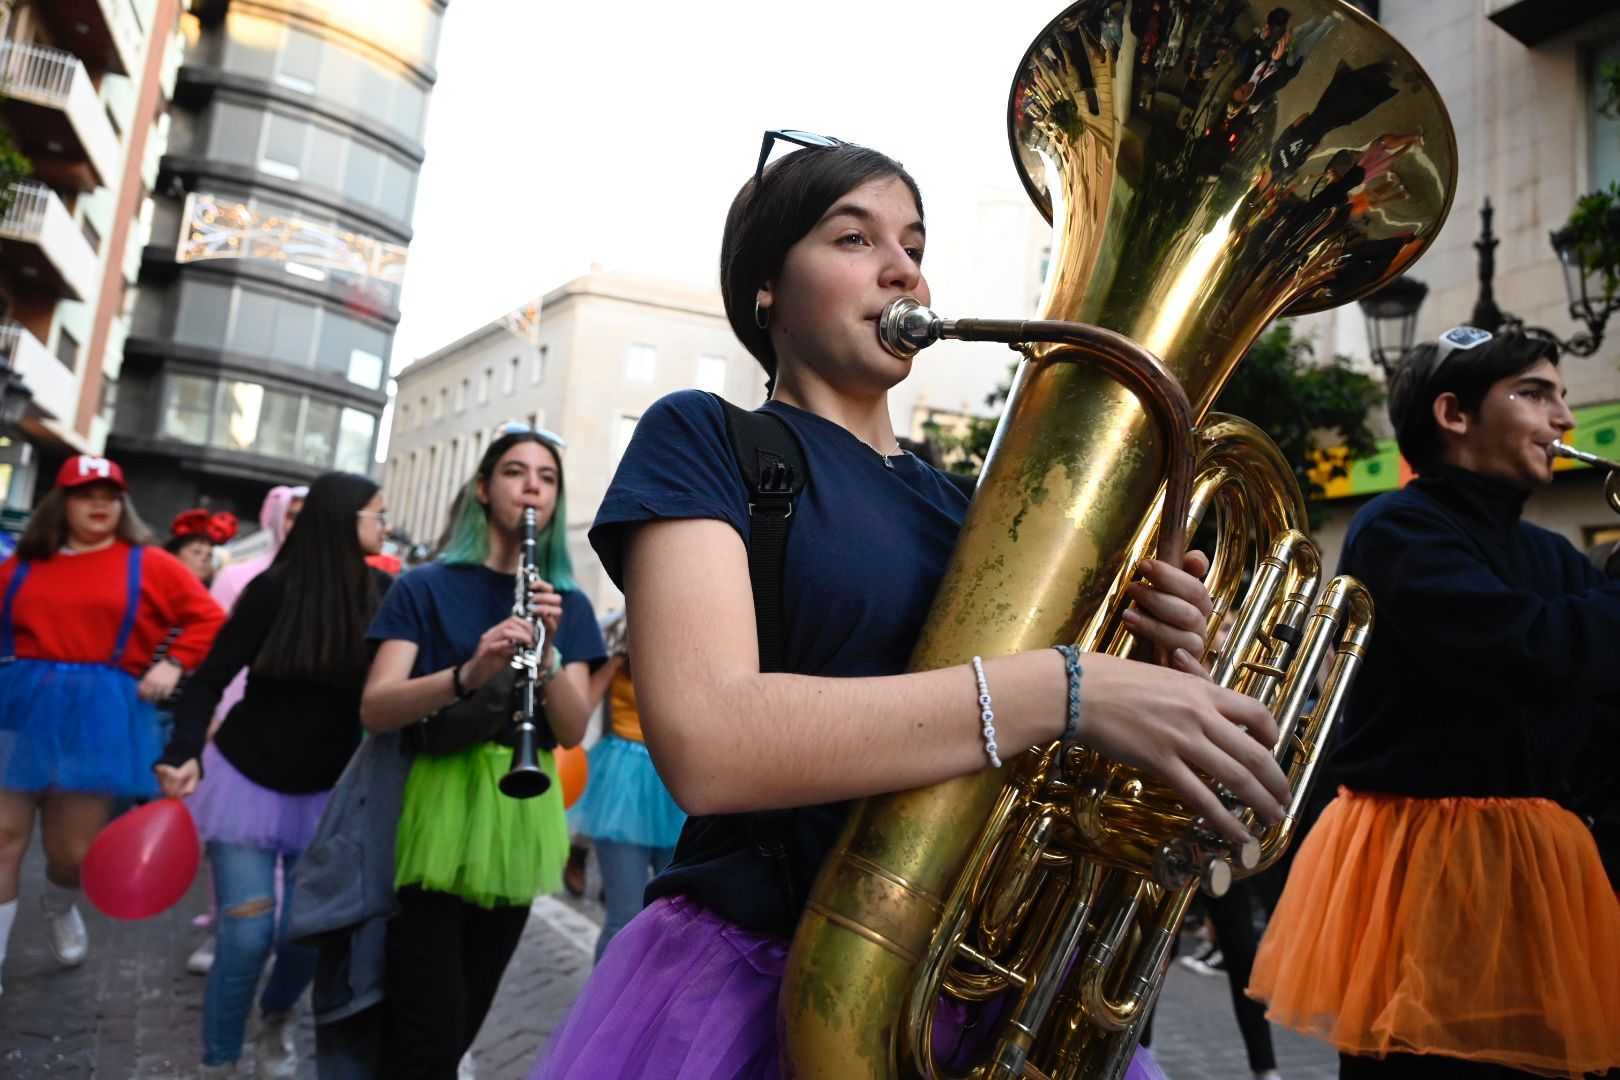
[712,394,813,921]
[714,394,808,675]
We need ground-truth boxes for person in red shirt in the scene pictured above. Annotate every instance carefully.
[0,455,224,991]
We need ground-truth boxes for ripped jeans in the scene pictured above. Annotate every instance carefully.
[202,841,317,1065]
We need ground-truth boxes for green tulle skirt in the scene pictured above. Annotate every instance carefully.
[394,742,566,908]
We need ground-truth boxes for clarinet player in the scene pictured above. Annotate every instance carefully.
[353,424,607,1079]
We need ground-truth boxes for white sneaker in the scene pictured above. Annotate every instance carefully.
[186,935,215,975]
[47,904,87,967]
[458,1051,478,1080]
[254,1011,298,1080]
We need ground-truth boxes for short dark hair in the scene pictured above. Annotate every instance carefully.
[1388,331,1560,468]
[720,142,923,392]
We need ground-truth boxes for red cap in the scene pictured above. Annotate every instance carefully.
[55,454,128,491]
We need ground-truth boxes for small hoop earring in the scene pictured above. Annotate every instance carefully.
[754,300,770,329]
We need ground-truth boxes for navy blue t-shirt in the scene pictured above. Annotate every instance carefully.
[589,389,969,936]
[366,560,606,726]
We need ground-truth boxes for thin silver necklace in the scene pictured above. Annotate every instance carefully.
[854,434,907,469]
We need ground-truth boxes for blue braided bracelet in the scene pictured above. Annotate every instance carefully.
[1051,644,1083,742]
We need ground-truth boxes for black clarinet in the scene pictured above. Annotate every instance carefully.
[499,506,551,799]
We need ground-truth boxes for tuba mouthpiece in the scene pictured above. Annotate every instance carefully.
[878,296,943,359]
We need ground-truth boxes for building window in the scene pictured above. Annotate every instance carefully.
[455,378,467,413]
[163,375,216,444]
[505,356,519,395]
[695,354,728,394]
[216,381,266,451]
[612,413,641,473]
[301,399,340,466]
[626,343,656,381]
[1593,38,1620,190]
[336,408,376,473]
[55,329,79,372]
[80,218,101,254]
[479,368,491,404]
[258,388,302,459]
[532,345,547,385]
[399,402,411,432]
[274,26,321,94]
[99,377,118,427]
[260,114,305,181]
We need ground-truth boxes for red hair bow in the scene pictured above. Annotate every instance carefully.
[170,509,239,545]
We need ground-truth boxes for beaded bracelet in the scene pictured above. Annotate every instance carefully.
[1051,644,1083,741]
[539,646,564,686]
[970,656,1002,768]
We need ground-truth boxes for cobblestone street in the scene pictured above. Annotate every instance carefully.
[1,846,1337,1078]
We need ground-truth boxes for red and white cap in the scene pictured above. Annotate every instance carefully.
[55,454,128,491]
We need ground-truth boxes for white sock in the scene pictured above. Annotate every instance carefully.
[41,881,78,918]
[0,897,18,989]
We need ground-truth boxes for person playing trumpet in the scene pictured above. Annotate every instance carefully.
[1251,328,1620,1079]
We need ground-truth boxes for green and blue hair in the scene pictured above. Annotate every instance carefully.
[438,431,576,591]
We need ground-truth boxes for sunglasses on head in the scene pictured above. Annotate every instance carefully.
[494,421,567,450]
[754,129,844,187]
[1410,325,1493,385]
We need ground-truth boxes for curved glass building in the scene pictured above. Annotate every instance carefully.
[111,0,444,520]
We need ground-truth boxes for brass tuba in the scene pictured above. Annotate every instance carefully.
[780,2,1456,1077]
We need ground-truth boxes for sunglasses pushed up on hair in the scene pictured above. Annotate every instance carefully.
[493,421,567,450]
[754,129,844,187]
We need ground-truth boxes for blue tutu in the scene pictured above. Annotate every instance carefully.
[567,735,685,849]
[0,658,160,797]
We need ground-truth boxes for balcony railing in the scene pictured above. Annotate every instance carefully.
[0,41,121,186]
[0,180,102,302]
[0,318,77,424]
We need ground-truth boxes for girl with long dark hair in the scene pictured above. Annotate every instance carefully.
[0,455,223,993]
[155,471,392,1077]
[533,137,1288,1079]
[357,427,606,1078]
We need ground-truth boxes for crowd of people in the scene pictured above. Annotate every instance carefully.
[0,131,1613,1080]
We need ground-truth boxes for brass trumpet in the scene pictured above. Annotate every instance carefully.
[1550,442,1620,514]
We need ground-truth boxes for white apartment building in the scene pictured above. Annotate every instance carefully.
[384,268,757,611]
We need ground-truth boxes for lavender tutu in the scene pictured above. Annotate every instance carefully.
[533,894,1167,1080]
[186,743,331,855]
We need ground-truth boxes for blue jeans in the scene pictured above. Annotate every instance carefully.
[594,839,675,962]
[202,841,317,1065]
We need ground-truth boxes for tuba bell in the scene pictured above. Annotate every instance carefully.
[780,2,1457,1077]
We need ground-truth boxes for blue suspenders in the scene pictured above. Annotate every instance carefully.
[0,546,144,666]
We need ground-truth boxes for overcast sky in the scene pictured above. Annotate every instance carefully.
[390,0,1069,369]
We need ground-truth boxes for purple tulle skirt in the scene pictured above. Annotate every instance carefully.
[533,893,1168,1080]
[186,743,331,855]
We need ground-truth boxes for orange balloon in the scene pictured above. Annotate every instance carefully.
[556,744,589,809]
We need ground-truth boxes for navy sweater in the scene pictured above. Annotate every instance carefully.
[1332,463,1620,800]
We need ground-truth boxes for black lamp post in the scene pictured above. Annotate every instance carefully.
[1550,222,1620,358]
[1360,198,1619,375]
[1469,197,1614,357]
[1357,275,1428,376]
[0,354,32,432]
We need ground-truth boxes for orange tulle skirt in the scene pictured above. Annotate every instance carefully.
[1250,789,1620,1078]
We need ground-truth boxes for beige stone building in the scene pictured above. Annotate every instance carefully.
[384,268,759,611]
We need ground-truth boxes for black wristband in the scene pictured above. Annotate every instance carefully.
[451,662,468,700]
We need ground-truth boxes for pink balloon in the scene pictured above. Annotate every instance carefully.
[82,798,201,920]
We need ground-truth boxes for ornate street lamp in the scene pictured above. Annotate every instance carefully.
[0,355,32,431]
[1357,275,1428,376]
[1550,224,1620,358]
